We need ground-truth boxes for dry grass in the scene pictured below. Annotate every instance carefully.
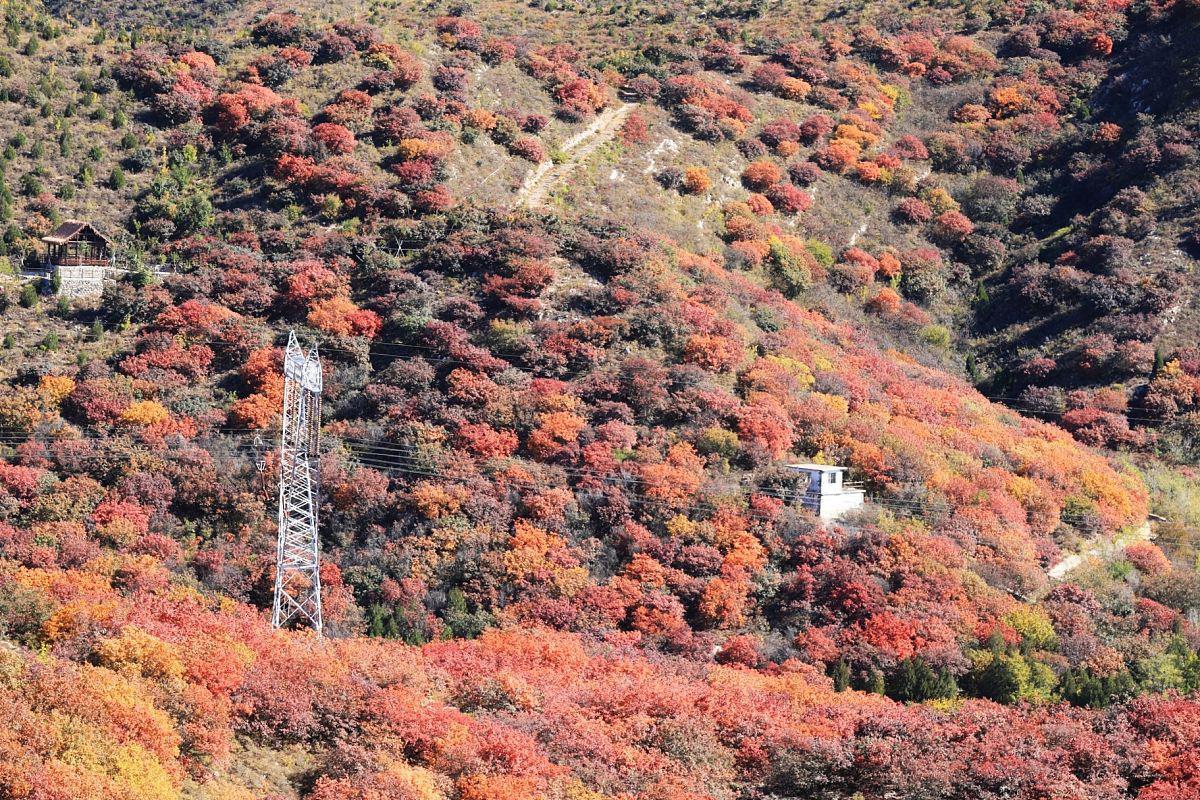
[181,737,316,800]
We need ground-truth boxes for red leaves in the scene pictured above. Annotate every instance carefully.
[119,337,215,386]
[508,135,545,163]
[0,463,43,499]
[620,110,650,144]
[663,74,753,138]
[1125,695,1200,799]
[423,320,507,372]
[736,394,794,461]
[526,411,587,461]
[698,577,748,629]
[890,134,929,160]
[866,286,902,315]
[212,84,295,135]
[252,12,303,45]
[553,77,608,120]
[931,210,975,242]
[413,185,455,213]
[324,89,374,130]
[307,296,382,338]
[765,183,812,214]
[482,257,555,306]
[715,634,761,667]
[92,498,152,535]
[830,249,877,293]
[760,117,802,149]
[229,346,284,428]
[799,113,835,143]
[858,611,918,660]
[482,37,517,65]
[813,138,861,173]
[751,62,788,91]
[894,197,933,224]
[370,45,424,90]
[682,167,712,194]
[435,15,484,44]
[458,423,519,459]
[741,160,782,191]
[312,122,356,155]
[683,334,745,373]
[282,259,348,311]
[1125,542,1172,577]
[433,65,470,98]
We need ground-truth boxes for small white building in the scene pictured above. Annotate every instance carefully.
[786,463,865,521]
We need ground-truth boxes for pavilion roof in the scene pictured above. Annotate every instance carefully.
[41,220,113,246]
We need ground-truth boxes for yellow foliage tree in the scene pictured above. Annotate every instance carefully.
[38,374,76,408]
[95,626,186,682]
[121,400,171,427]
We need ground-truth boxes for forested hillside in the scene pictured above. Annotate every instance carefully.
[1,0,1199,798]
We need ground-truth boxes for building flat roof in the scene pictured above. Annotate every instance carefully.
[786,463,847,472]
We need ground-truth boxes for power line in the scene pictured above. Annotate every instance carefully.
[177,333,1192,428]
[0,426,1167,530]
[0,424,1176,525]
[7,426,1200,554]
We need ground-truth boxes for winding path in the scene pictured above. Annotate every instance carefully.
[514,103,636,209]
[1047,520,1153,580]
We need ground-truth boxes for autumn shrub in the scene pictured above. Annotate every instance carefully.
[742,160,782,191]
[931,210,975,243]
[509,136,546,163]
[620,111,650,144]
[682,167,711,195]
[787,161,821,186]
[895,197,933,224]
[745,193,774,215]
[766,183,812,214]
[312,122,356,155]
[867,286,902,315]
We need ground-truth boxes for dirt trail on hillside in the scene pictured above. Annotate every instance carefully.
[1047,520,1153,580]
[514,103,635,209]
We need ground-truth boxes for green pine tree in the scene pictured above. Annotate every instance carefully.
[831,658,851,692]
[888,657,945,702]
[366,604,386,638]
[966,352,980,382]
[977,655,1022,704]
[973,280,990,305]
[934,668,958,699]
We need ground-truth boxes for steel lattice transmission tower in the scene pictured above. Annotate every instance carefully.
[271,331,324,635]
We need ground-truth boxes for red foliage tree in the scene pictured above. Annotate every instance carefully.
[742,160,782,191]
[312,122,356,155]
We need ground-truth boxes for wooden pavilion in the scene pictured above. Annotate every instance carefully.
[41,220,113,267]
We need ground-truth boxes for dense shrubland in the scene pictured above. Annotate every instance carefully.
[1,0,1200,797]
